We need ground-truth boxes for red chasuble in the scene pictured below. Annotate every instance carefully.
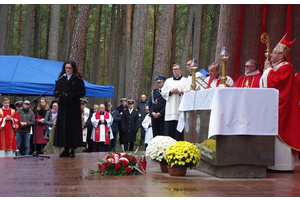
[207,77,221,88]
[234,73,262,88]
[267,61,300,154]
[94,111,110,145]
[0,108,20,151]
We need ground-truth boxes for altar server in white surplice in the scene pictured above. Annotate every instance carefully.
[142,106,153,149]
[161,64,189,141]
[91,104,113,152]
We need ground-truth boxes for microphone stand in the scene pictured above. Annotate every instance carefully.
[14,85,55,160]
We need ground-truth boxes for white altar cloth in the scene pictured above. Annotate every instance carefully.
[177,88,279,139]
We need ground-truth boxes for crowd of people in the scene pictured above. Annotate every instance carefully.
[0,34,300,173]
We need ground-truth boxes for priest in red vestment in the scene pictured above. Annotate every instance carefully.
[204,62,234,88]
[234,59,262,88]
[260,34,300,171]
[91,104,113,152]
[0,97,20,157]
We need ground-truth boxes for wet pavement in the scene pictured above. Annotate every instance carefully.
[1,152,300,197]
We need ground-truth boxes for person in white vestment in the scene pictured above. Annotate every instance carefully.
[91,104,113,152]
[161,64,189,141]
[186,59,206,90]
[142,106,153,149]
[80,98,90,152]
[204,62,234,88]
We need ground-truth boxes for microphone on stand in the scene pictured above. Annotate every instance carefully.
[57,73,67,80]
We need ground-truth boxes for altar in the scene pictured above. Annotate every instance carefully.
[177,88,279,178]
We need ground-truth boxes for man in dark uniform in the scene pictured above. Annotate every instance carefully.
[116,98,128,152]
[121,99,139,151]
[148,76,166,137]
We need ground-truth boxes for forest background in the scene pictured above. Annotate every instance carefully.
[0,4,220,107]
[2,4,296,108]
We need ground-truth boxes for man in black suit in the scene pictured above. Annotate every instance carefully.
[121,99,139,151]
[116,98,128,152]
[148,76,166,137]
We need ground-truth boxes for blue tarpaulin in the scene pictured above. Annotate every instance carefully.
[0,55,114,97]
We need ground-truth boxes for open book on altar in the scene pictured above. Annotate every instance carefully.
[55,76,80,93]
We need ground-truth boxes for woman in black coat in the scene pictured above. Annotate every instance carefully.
[53,60,86,158]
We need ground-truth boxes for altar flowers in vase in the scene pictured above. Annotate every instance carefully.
[165,141,201,168]
[146,136,177,164]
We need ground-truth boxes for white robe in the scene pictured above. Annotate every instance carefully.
[204,76,234,88]
[187,72,205,90]
[161,76,189,121]
[82,107,90,142]
[142,114,153,144]
[91,112,113,142]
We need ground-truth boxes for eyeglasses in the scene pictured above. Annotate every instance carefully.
[271,51,281,55]
[244,65,254,68]
[65,67,73,70]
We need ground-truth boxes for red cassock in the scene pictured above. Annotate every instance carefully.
[0,108,20,151]
[234,73,262,88]
[267,61,300,154]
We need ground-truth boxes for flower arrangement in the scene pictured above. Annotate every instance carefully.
[197,139,216,160]
[165,141,201,169]
[91,149,144,176]
[146,136,177,164]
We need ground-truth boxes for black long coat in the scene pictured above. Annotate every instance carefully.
[53,75,86,148]
[148,88,166,121]
[121,108,139,142]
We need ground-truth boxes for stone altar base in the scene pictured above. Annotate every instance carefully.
[185,110,275,178]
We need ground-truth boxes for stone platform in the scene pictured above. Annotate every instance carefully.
[184,110,275,178]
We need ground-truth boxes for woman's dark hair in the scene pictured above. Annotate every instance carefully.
[58,60,82,79]
[50,100,58,109]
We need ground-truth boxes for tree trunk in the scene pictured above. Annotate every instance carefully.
[124,4,132,98]
[113,5,122,107]
[90,5,102,108]
[151,4,174,90]
[128,4,149,104]
[23,4,34,57]
[237,4,264,77]
[108,5,116,86]
[0,5,8,54]
[48,4,61,61]
[0,4,8,55]
[192,4,202,65]
[44,5,51,59]
[17,4,23,55]
[60,5,70,61]
[205,4,220,70]
[215,4,242,79]
[33,4,40,58]
[170,5,177,71]
[291,5,300,72]
[67,4,89,66]
[7,4,15,55]
[180,4,194,76]
[118,5,127,102]
[151,4,159,81]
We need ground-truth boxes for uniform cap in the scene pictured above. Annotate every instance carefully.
[23,100,30,104]
[80,98,88,104]
[127,99,135,104]
[14,101,23,107]
[156,76,166,82]
[120,98,127,102]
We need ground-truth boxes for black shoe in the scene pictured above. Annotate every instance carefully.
[59,150,70,157]
[69,151,75,158]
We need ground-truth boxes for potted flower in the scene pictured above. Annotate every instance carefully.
[91,149,144,176]
[165,141,201,176]
[146,136,177,172]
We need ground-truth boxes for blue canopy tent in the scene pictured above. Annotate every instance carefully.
[0,55,114,97]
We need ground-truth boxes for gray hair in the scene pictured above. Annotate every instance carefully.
[208,62,220,71]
